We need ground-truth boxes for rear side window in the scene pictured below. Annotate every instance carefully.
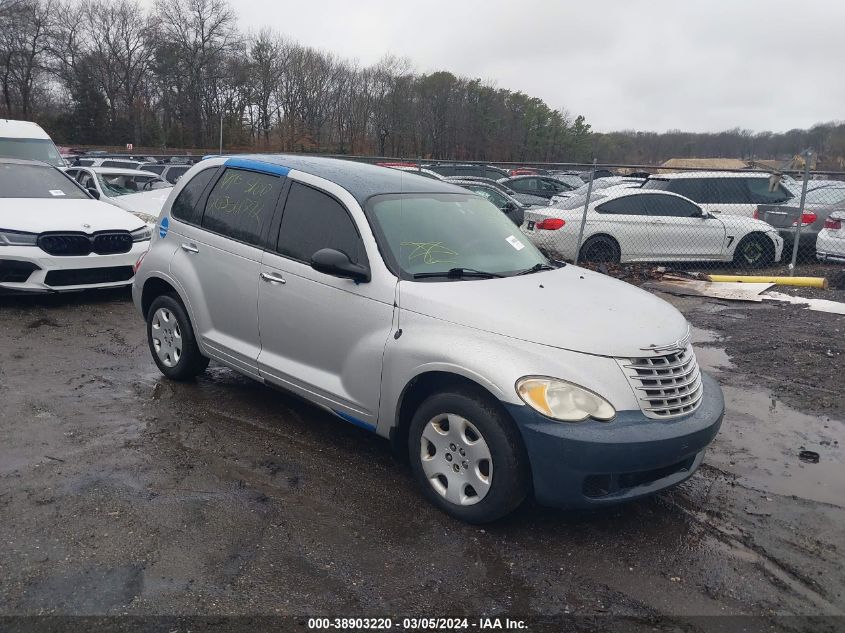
[171,167,218,224]
[595,195,648,215]
[665,179,704,201]
[708,178,749,204]
[747,178,791,204]
[202,168,280,246]
[641,194,701,217]
[276,182,366,264]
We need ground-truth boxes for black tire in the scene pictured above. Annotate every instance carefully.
[408,388,530,523]
[733,233,775,268]
[146,293,209,381]
[579,235,621,264]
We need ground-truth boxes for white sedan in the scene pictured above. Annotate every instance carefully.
[64,166,172,224]
[521,189,784,267]
[0,158,151,293]
[816,212,845,263]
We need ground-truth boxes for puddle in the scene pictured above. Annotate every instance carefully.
[690,326,735,372]
[689,324,844,506]
[709,386,844,507]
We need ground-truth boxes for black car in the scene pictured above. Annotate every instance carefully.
[498,175,577,200]
[448,179,529,226]
[444,176,549,207]
[424,163,510,180]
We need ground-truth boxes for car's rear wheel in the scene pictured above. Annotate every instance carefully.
[733,233,775,268]
[579,235,621,264]
[408,389,530,523]
[147,294,209,381]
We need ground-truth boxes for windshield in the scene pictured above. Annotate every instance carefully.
[0,163,89,199]
[97,172,167,197]
[805,187,845,205]
[0,137,64,167]
[368,193,548,279]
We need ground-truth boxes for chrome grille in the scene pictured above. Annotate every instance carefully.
[618,344,703,419]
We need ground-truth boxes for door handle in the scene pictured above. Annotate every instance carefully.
[260,271,286,284]
[181,243,199,253]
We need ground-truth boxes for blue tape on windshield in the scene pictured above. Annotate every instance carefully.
[333,410,376,432]
[224,157,290,177]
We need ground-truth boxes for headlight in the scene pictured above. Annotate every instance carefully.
[0,229,38,246]
[516,377,615,422]
[131,226,152,242]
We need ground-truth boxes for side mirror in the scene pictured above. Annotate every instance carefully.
[87,187,100,199]
[311,248,370,282]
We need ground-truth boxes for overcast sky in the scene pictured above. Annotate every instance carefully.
[171,0,845,133]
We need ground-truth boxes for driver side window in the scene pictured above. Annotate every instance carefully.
[276,182,367,265]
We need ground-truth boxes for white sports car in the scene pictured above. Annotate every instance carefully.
[521,189,784,267]
[0,158,151,293]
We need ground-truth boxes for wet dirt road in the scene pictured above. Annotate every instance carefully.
[0,289,843,626]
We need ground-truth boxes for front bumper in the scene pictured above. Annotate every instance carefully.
[506,371,724,508]
[0,242,148,293]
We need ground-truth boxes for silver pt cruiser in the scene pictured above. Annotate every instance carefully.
[133,155,724,523]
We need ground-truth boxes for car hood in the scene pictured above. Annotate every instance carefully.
[0,198,145,233]
[109,189,172,222]
[399,265,689,358]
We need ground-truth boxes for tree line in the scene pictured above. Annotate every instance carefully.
[1,0,842,167]
[0,0,591,161]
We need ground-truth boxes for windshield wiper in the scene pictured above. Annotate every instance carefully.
[515,262,559,276]
[413,267,504,280]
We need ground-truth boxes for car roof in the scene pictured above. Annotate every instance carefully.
[649,171,772,180]
[86,167,164,176]
[210,154,466,204]
[0,119,51,139]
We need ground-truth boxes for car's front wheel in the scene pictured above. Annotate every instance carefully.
[408,388,530,523]
[147,294,209,381]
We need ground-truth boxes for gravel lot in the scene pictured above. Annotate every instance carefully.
[0,282,843,628]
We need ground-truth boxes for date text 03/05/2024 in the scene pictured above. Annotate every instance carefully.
[306,617,527,630]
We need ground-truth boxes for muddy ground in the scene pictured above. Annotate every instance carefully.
[0,285,843,630]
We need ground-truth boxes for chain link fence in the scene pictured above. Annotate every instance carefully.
[67,150,845,274]
[359,157,845,274]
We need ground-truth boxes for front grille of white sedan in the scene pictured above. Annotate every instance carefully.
[617,344,703,419]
